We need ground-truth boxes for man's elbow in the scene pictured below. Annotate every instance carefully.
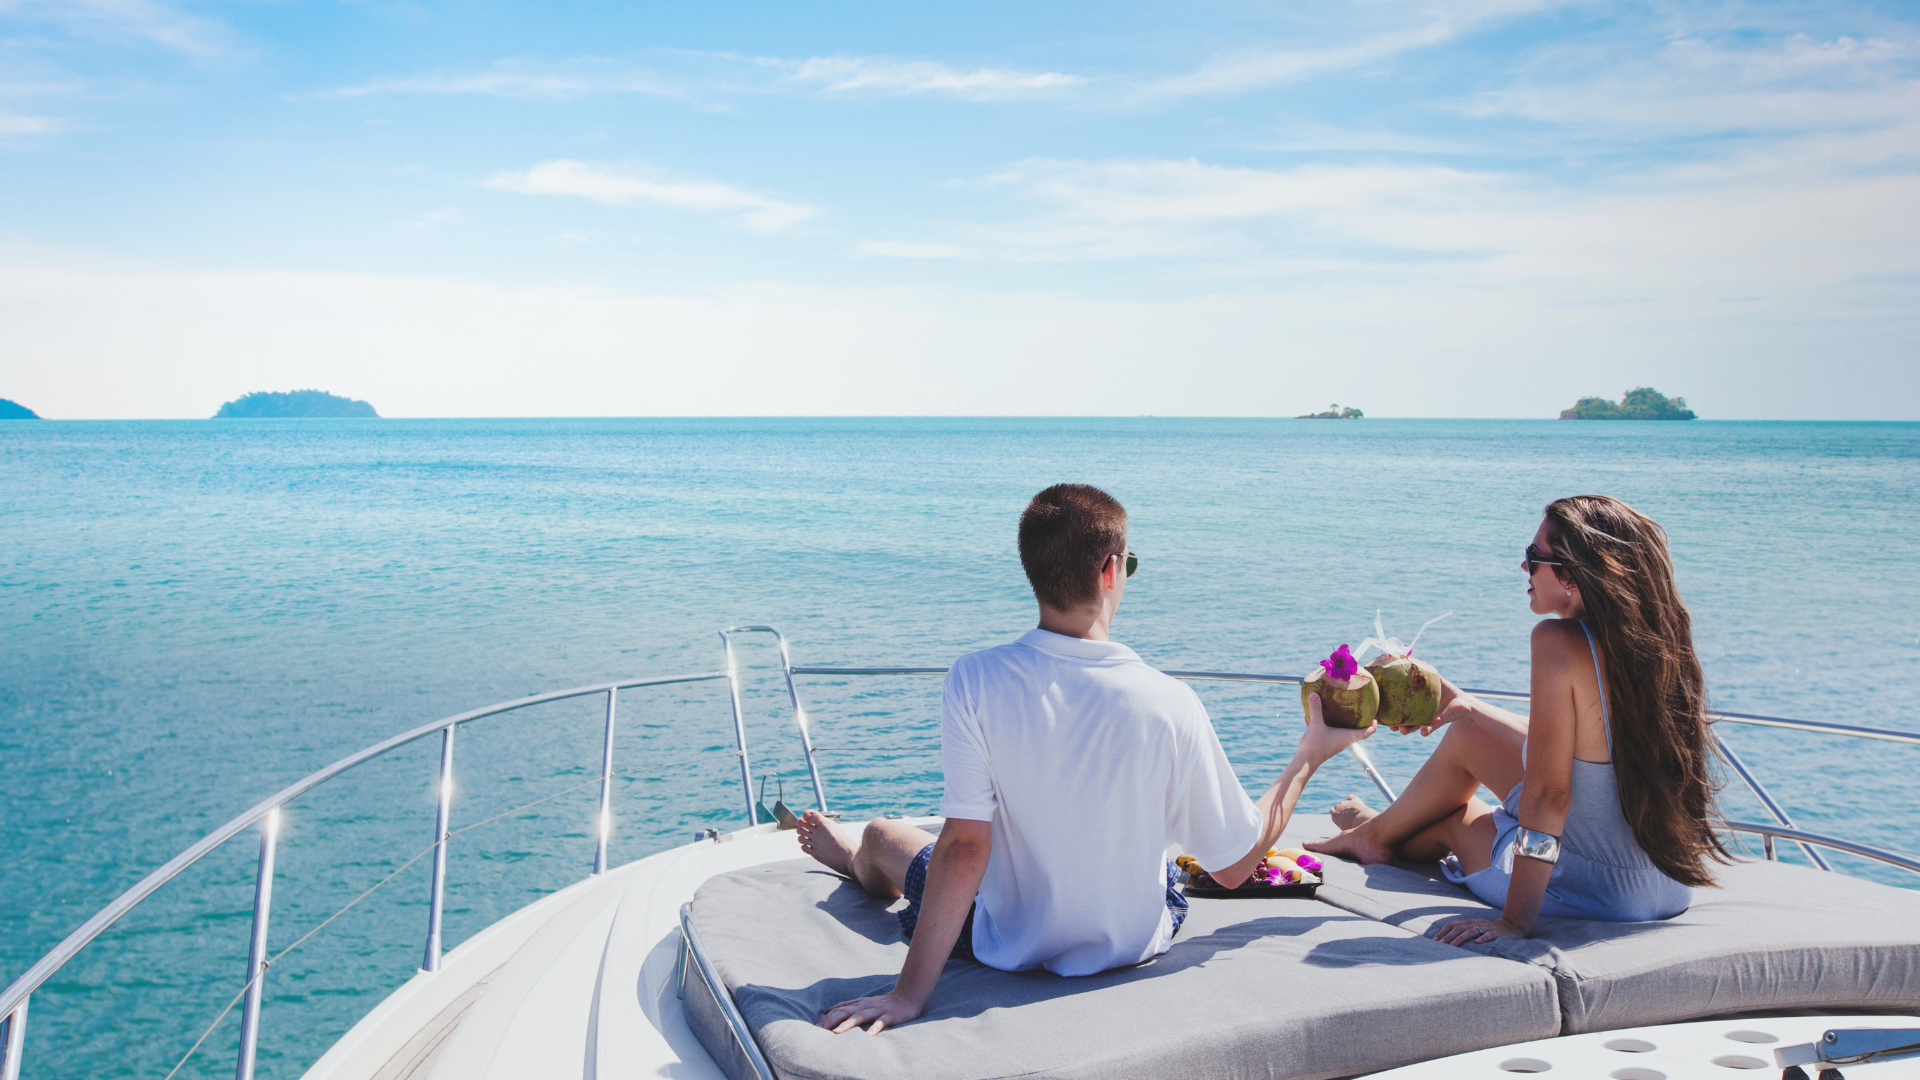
[1209,868,1251,890]
[1205,858,1254,890]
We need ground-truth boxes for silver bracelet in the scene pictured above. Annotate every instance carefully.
[1514,827,1562,865]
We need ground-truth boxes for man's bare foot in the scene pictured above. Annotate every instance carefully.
[1330,794,1378,831]
[797,810,860,877]
[1306,827,1396,866]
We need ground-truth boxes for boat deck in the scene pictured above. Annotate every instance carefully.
[303,821,811,1080]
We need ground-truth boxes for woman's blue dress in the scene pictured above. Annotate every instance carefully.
[1441,620,1693,922]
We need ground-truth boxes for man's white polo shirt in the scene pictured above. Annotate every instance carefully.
[940,628,1262,976]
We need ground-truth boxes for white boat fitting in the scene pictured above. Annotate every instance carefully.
[3,624,1919,1080]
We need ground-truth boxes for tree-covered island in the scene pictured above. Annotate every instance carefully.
[1298,404,1364,419]
[0,398,40,419]
[1559,387,1696,421]
[214,390,379,418]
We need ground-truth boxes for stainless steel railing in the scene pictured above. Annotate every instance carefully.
[2,630,1915,1080]
[789,665,1919,877]
[0,670,737,1080]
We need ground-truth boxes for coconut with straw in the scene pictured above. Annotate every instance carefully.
[1356,610,1451,730]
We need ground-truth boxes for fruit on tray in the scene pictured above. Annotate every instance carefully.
[1301,644,1379,729]
[1274,847,1323,873]
[1176,854,1216,888]
[1366,652,1443,730]
[1180,852,1321,889]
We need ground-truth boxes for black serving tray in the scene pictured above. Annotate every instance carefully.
[1184,881,1320,899]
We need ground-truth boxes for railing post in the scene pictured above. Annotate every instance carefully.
[770,634,830,813]
[1,994,28,1080]
[421,726,456,972]
[1714,732,1831,871]
[594,689,618,876]
[719,633,759,827]
[1347,744,1398,804]
[235,808,280,1080]
[1764,834,1777,861]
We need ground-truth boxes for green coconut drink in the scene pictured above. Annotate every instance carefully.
[1367,652,1443,730]
[1301,644,1379,730]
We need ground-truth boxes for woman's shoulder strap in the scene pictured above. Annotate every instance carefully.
[1577,619,1611,737]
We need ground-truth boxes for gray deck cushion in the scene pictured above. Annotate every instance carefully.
[1272,816,1499,936]
[1294,845,1920,1034]
[1488,858,1920,1032]
[684,858,1560,1080]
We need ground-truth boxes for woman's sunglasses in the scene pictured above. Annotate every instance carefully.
[1109,550,1140,578]
[1523,544,1566,573]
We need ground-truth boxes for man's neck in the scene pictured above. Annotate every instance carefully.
[1036,605,1114,642]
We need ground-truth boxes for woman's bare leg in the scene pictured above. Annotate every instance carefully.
[1307,720,1522,865]
[1396,797,1500,873]
[1330,794,1376,831]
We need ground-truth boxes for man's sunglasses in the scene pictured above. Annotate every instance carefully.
[1523,544,1567,573]
[1109,550,1140,578]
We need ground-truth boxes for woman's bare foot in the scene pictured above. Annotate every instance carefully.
[797,810,860,877]
[1330,794,1378,831]
[1306,826,1396,866]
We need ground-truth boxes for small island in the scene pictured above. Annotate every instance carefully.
[0,398,40,419]
[214,390,379,419]
[1560,387,1696,421]
[1298,404,1364,419]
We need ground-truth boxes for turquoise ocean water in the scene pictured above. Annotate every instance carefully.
[3,418,1918,1078]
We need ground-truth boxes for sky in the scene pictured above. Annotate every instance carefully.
[0,0,1915,419]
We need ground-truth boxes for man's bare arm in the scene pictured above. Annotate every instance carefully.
[818,817,991,1034]
[1208,694,1373,889]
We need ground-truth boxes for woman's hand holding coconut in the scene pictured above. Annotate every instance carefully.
[1390,674,1474,737]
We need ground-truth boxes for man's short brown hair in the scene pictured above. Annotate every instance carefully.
[1018,484,1128,612]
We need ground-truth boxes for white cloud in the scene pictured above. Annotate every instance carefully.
[785,56,1082,99]
[1141,0,1554,98]
[856,240,974,259]
[0,0,235,57]
[320,52,1082,104]
[320,63,683,101]
[483,159,818,232]
[401,208,465,230]
[993,157,1495,225]
[1467,33,1920,133]
[0,112,62,133]
[879,135,1920,331]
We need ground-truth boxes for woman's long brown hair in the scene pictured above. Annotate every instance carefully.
[1544,495,1729,887]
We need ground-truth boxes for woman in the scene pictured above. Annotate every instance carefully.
[1307,495,1726,943]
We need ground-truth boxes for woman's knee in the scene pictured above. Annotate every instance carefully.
[1442,719,1518,769]
[1440,717,1497,754]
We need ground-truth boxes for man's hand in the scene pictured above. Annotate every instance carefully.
[1434,915,1527,947]
[1297,692,1375,765]
[818,989,924,1034]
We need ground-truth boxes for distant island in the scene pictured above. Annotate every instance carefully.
[1298,404,1364,419]
[214,390,379,419]
[0,398,39,419]
[1560,387,1696,421]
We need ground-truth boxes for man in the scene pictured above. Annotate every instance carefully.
[796,483,1369,1033]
